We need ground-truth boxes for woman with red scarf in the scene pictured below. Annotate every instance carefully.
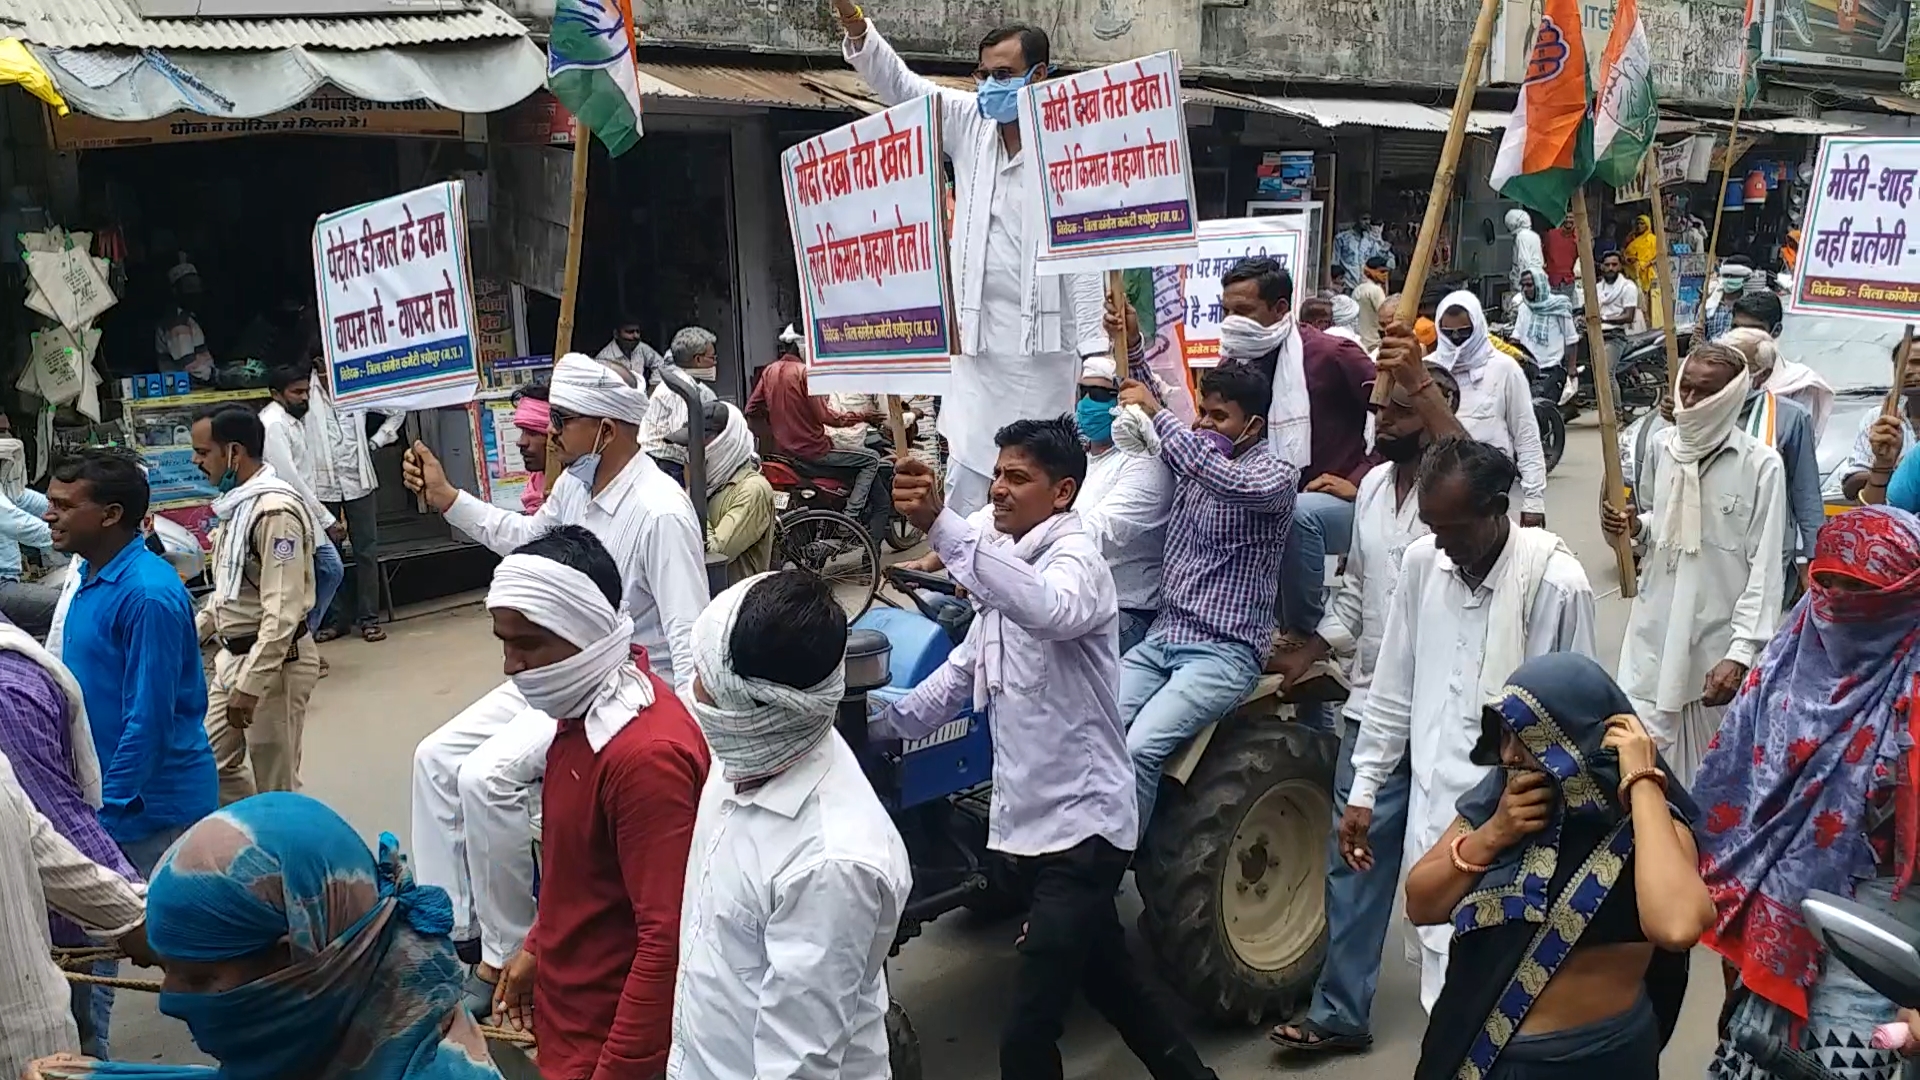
[1696,505,1920,1080]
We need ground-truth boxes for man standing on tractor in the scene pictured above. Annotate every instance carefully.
[877,417,1218,1080]
[1113,362,1296,831]
[1269,323,1466,1054]
[1343,437,1596,1012]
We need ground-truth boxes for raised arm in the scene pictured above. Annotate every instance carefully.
[875,636,974,742]
[926,508,1113,640]
[836,2,976,138]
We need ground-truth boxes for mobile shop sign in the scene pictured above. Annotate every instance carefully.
[312,181,480,411]
[781,96,955,396]
[1791,138,1920,321]
[1179,219,1303,369]
[1020,51,1200,275]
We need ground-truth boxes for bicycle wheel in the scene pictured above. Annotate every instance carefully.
[773,508,881,619]
[886,513,925,553]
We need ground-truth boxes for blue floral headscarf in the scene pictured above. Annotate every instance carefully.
[55,793,502,1080]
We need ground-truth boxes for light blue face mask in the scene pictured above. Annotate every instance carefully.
[564,422,611,486]
[976,65,1040,124]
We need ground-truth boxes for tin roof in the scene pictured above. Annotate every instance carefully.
[0,0,527,51]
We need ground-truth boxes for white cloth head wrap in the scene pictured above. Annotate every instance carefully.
[690,573,845,784]
[1218,313,1311,468]
[1081,353,1118,382]
[550,352,649,426]
[1657,350,1748,557]
[704,403,758,496]
[1432,291,1500,385]
[1330,294,1361,329]
[486,553,648,741]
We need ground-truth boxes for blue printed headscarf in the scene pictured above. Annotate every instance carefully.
[55,793,502,1080]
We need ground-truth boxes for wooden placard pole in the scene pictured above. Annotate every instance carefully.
[1370,0,1503,406]
[1698,53,1750,323]
[1884,325,1914,419]
[1106,269,1131,366]
[1644,163,1684,375]
[1570,195,1638,598]
[884,396,911,460]
[545,122,593,495]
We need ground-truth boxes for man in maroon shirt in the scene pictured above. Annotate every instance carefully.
[745,337,890,539]
[1217,257,1377,729]
[486,525,709,1080]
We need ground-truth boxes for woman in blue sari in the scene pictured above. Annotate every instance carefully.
[1407,653,1714,1080]
[27,792,503,1080]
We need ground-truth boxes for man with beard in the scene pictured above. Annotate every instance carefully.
[597,314,666,389]
[1269,323,1464,1053]
[259,364,344,641]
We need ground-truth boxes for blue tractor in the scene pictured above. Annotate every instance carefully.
[838,567,1339,1076]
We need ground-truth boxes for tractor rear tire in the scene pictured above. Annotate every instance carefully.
[887,1001,923,1080]
[1135,718,1336,1025]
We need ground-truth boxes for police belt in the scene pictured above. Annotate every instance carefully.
[218,622,310,657]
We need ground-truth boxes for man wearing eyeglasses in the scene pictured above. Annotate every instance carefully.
[832,0,1110,518]
[1074,354,1172,656]
[401,352,709,999]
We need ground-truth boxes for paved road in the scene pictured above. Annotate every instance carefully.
[109,415,1730,1078]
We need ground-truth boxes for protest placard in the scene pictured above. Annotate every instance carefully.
[311,180,480,411]
[1790,137,1920,321]
[1020,52,1200,275]
[781,96,954,396]
[1177,219,1303,369]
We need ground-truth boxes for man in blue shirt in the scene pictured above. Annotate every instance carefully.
[0,486,58,637]
[43,449,214,873]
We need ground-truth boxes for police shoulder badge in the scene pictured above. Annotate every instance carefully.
[271,536,297,563]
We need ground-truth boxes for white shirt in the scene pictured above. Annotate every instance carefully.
[1512,303,1577,370]
[444,452,709,688]
[667,732,911,1080]
[258,401,336,532]
[1617,430,1785,718]
[640,379,717,465]
[1846,409,1918,476]
[1453,354,1550,516]
[1316,463,1426,724]
[0,751,146,1080]
[307,376,404,504]
[1077,445,1173,611]
[1596,275,1643,328]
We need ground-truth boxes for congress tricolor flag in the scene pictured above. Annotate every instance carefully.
[549,0,645,156]
[1489,0,1595,220]
[1592,0,1657,189]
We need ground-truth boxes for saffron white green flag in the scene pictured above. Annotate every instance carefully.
[1489,0,1595,220]
[1592,0,1658,189]
[549,0,645,156]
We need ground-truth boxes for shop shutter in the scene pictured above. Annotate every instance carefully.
[1373,134,1446,183]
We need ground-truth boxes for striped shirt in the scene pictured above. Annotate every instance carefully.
[1148,409,1297,655]
[444,452,710,689]
[0,652,137,946]
[0,746,146,1080]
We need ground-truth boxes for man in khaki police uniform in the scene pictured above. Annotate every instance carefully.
[191,405,320,805]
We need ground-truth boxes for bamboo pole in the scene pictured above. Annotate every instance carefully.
[1570,195,1638,598]
[545,121,593,495]
[1698,49,1751,323]
[1884,325,1914,420]
[1370,0,1503,407]
[1645,161,1684,373]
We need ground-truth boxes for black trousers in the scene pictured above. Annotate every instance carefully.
[324,494,382,629]
[1001,837,1217,1080]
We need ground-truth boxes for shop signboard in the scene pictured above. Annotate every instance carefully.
[1175,219,1304,370]
[51,92,464,150]
[1019,51,1200,275]
[1789,136,1920,321]
[1614,136,1717,203]
[472,397,534,513]
[780,96,955,395]
[312,180,481,411]
[1763,0,1909,75]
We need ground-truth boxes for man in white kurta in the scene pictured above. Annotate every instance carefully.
[1073,355,1172,656]
[1347,440,1596,1013]
[406,353,710,975]
[837,2,1108,516]
[1609,344,1786,784]
[669,573,912,1080]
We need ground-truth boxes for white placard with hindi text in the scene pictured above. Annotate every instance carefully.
[781,96,955,396]
[1179,219,1304,369]
[1019,52,1200,275]
[312,180,480,411]
[1791,137,1920,322]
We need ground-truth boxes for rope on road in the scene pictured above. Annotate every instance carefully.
[52,948,538,1048]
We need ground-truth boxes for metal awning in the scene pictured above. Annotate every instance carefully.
[1255,95,1503,133]
[9,0,544,120]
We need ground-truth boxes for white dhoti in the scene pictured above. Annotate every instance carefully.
[410,679,557,967]
[938,349,1078,518]
[1630,695,1725,788]
[1404,768,1485,1013]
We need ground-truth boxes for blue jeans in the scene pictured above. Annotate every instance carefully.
[1277,491,1354,636]
[1118,608,1155,658]
[1119,637,1262,829]
[1305,717,1413,1037]
[311,538,344,634]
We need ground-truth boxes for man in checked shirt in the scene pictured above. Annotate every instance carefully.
[1116,361,1297,833]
